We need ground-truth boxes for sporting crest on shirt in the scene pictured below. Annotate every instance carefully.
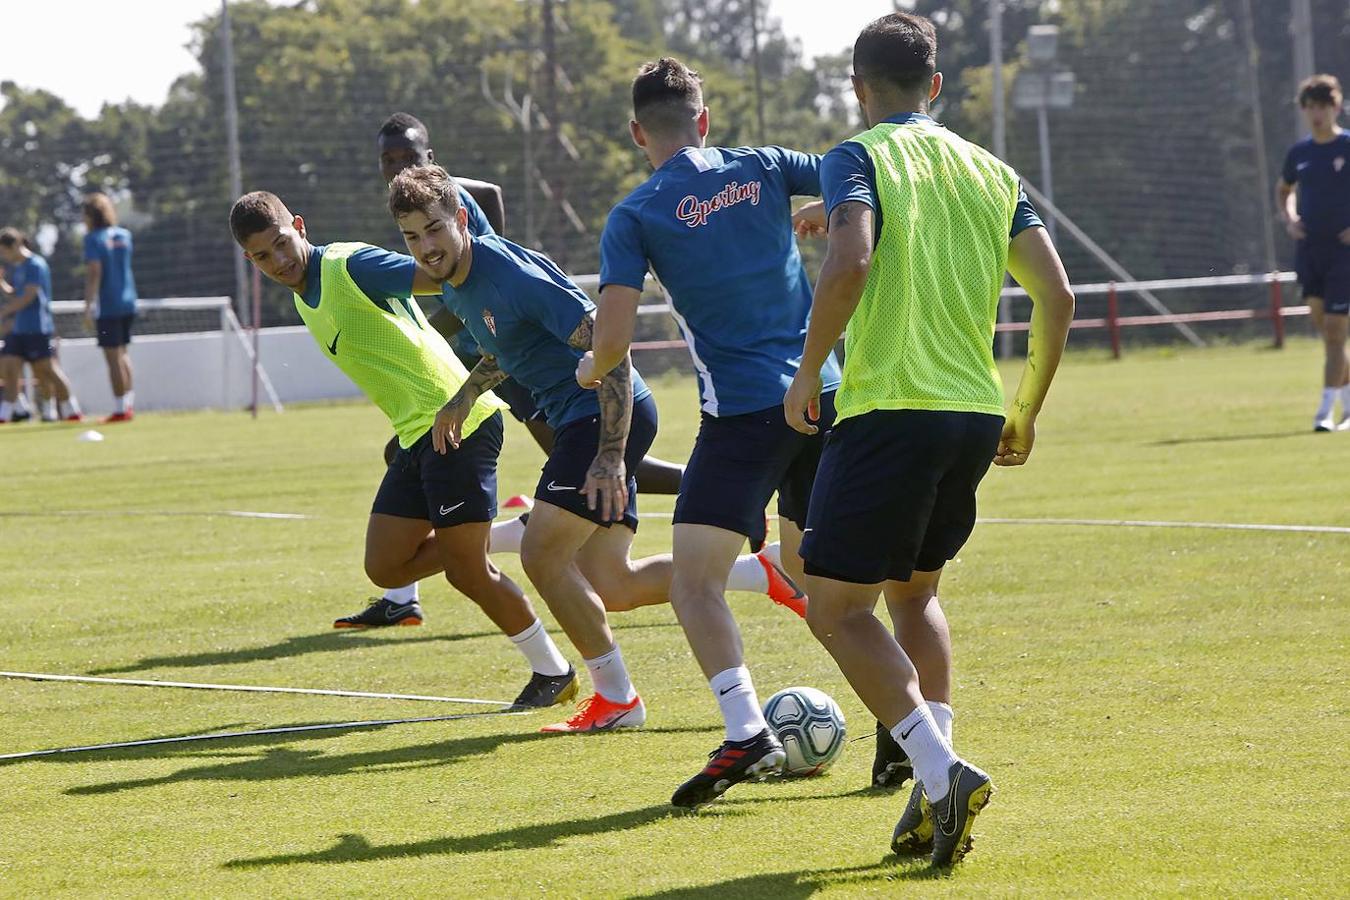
[1335,156,1346,173]
[482,308,497,336]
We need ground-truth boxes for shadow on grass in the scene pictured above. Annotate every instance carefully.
[91,621,679,675]
[1149,430,1309,446]
[632,858,953,898]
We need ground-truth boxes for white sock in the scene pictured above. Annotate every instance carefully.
[115,394,127,414]
[382,583,419,605]
[1340,385,1350,417]
[927,700,954,745]
[584,645,636,704]
[1316,387,1337,419]
[124,389,134,410]
[892,705,960,799]
[508,619,570,677]
[42,399,57,419]
[709,665,767,742]
[0,400,13,420]
[15,392,30,413]
[759,541,782,568]
[726,555,770,593]
[488,514,528,555]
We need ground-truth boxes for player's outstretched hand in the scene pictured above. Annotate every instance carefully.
[994,414,1035,467]
[576,351,602,389]
[784,372,822,435]
[584,451,628,522]
[432,396,471,454]
[792,200,828,239]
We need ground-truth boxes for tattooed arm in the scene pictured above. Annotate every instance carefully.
[997,226,1075,467]
[431,354,508,454]
[569,313,632,521]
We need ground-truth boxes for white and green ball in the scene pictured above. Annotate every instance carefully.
[763,686,846,776]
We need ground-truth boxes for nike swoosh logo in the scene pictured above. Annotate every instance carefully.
[439,501,465,515]
[899,721,920,741]
[326,330,341,355]
[937,767,963,836]
[719,685,737,696]
[546,481,575,492]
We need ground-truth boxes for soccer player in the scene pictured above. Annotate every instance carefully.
[388,165,803,733]
[0,229,82,423]
[578,57,830,806]
[1276,74,1350,432]
[81,193,137,423]
[228,190,580,709]
[783,14,1074,866]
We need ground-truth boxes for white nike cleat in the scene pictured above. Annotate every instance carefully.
[1314,415,1336,433]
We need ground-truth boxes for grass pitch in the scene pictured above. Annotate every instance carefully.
[1,339,1347,897]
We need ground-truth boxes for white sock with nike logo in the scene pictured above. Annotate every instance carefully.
[726,556,769,594]
[710,665,767,742]
[893,704,959,800]
[585,645,637,704]
[488,515,528,555]
[382,583,419,605]
[508,619,570,677]
[928,700,954,745]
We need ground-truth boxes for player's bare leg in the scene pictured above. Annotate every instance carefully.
[634,456,685,494]
[0,356,21,421]
[574,521,672,612]
[30,357,81,422]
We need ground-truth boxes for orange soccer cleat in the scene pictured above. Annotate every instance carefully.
[539,692,646,734]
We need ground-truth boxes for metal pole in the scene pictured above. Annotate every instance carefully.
[1036,104,1056,243]
[1290,0,1315,139]
[990,0,1011,358]
[221,0,248,325]
[1237,0,1279,275]
[748,0,767,145]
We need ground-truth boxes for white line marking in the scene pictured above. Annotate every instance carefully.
[0,672,510,705]
[0,510,310,520]
[0,710,529,762]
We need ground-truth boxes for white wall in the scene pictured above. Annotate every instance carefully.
[53,327,362,413]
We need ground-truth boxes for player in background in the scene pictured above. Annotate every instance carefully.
[81,193,137,423]
[389,165,803,733]
[1275,74,1350,432]
[0,228,82,423]
[578,57,825,807]
[784,14,1074,865]
[228,190,580,709]
[341,112,686,627]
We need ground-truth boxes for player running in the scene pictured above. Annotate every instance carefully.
[578,56,827,806]
[0,229,82,424]
[388,164,804,734]
[228,190,580,710]
[783,14,1074,866]
[1275,75,1350,432]
[81,193,137,423]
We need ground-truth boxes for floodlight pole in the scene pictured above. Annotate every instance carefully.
[1036,105,1055,244]
[221,0,248,325]
[1290,0,1315,138]
[990,0,1012,359]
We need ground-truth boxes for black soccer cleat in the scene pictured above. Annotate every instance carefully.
[891,781,933,854]
[333,597,424,629]
[872,719,914,789]
[928,761,995,867]
[510,667,579,709]
[671,728,786,809]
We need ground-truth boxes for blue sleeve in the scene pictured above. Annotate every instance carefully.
[820,142,877,217]
[1281,146,1298,185]
[598,206,649,291]
[459,187,494,237]
[345,246,418,303]
[1010,184,1044,238]
[519,277,593,344]
[83,232,101,263]
[760,146,822,197]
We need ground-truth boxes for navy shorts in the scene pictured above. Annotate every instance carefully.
[534,393,658,531]
[96,314,135,348]
[801,409,1004,584]
[1296,240,1350,314]
[452,347,541,424]
[1,333,53,362]
[372,412,503,529]
[674,392,836,550]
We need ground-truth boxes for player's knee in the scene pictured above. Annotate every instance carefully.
[364,557,403,589]
[669,571,724,613]
[587,566,638,612]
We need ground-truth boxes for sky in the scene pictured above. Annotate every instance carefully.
[5,0,895,118]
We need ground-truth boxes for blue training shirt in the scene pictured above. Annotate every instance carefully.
[446,185,495,356]
[1281,132,1350,243]
[83,226,138,318]
[440,234,651,429]
[9,254,54,335]
[821,113,1044,242]
[601,146,841,417]
[299,244,418,310]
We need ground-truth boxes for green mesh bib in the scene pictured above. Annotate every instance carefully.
[294,242,506,448]
[836,121,1019,422]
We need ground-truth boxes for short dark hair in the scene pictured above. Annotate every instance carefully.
[82,192,118,229]
[388,165,462,219]
[853,13,938,95]
[229,191,293,245]
[0,227,25,248]
[632,57,704,135]
[378,112,430,145]
[1298,74,1343,108]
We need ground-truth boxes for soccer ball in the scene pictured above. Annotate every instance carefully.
[762,686,846,776]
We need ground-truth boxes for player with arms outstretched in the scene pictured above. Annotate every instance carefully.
[784,14,1074,866]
